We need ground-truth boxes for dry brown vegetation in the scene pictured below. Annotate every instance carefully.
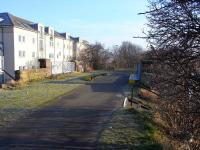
[140,0,200,149]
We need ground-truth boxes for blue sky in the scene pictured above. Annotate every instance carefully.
[0,0,148,49]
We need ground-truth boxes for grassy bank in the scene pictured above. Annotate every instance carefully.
[0,72,92,126]
[98,81,163,149]
[98,108,162,149]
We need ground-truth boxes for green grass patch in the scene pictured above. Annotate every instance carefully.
[0,82,79,109]
[98,108,162,149]
[51,72,90,80]
[0,72,92,126]
[0,71,109,126]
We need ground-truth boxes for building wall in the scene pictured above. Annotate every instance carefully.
[72,41,77,60]
[13,27,78,75]
[45,34,55,62]
[52,36,64,74]
[54,37,64,62]
[0,28,4,83]
[3,27,15,80]
[37,23,45,59]
[0,21,85,82]
[0,28,3,42]
[14,27,38,71]
[63,38,73,61]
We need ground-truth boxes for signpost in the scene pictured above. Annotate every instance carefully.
[129,63,142,101]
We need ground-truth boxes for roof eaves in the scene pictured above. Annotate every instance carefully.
[6,13,15,26]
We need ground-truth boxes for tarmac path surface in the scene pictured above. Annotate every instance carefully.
[0,72,128,150]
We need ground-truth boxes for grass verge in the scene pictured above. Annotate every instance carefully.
[98,108,162,149]
[0,72,91,126]
[98,81,163,149]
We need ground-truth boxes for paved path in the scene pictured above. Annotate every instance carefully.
[0,72,128,150]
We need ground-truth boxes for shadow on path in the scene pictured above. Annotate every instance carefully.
[0,72,129,149]
[46,72,129,93]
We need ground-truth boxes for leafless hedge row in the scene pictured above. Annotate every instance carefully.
[143,0,200,149]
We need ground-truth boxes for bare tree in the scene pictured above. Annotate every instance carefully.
[78,42,111,71]
[113,42,143,69]
[143,0,200,148]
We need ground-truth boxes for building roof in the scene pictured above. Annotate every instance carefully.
[44,27,49,34]
[69,36,79,43]
[54,31,66,39]
[0,12,36,31]
[0,12,75,39]
[0,13,13,26]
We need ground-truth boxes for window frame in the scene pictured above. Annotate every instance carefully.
[18,35,21,42]
[22,36,25,42]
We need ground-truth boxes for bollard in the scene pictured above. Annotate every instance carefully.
[123,97,129,108]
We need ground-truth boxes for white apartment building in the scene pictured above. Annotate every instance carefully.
[0,12,84,83]
[77,40,89,58]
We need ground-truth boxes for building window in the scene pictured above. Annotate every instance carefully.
[19,66,23,70]
[19,50,25,57]
[49,53,54,58]
[32,38,35,44]
[23,51,25,57]
[50,41,54,47]
[19,51,22,57]
[22,36,25,42]
[39,39,44,50]
[39,26,43,38]
[32,52,35,57]
[18,35,25,43]
[19,66,26,70]
[18,35,21,42]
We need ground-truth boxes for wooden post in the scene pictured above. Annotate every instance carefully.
[130,84,135,106]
